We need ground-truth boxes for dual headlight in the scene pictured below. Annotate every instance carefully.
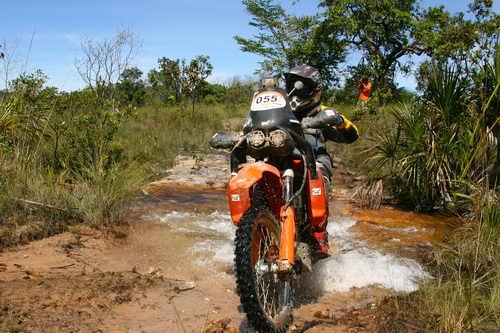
[248,129,287,148]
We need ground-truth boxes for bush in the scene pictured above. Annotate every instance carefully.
[224,81,255,108]
[202,83,227,104]
[364,62,496,211]
[0,71,145,247]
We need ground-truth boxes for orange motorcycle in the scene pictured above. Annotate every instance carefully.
[212,78,332,332]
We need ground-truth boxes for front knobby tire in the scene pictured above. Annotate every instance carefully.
[234,206,292,333]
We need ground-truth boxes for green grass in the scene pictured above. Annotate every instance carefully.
[0,101,249,248]
[116,103,248,179]
[0,160,78,247]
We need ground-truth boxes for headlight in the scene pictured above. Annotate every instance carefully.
[269,129,287,147]
[248,130,266,147]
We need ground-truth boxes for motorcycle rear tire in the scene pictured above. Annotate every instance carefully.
[234,205,293,333]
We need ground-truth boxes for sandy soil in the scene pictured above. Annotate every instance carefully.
[0,154,449,332]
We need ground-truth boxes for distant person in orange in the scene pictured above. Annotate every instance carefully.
[357,76,372,109]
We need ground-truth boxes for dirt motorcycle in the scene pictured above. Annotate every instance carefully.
[211,79,340,332]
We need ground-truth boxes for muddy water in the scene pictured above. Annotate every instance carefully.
[140,182,455,297]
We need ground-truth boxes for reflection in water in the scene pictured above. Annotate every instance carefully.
[137,183,228,213]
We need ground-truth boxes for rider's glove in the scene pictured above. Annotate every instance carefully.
[321,109,344,127]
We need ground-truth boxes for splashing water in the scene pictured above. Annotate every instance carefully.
[150,210,429,292]
[312,216,430,292]
[155,210,236,274]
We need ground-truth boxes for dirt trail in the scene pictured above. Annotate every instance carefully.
[0,154,456,332]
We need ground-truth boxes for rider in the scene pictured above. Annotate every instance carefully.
[284,64,359,257]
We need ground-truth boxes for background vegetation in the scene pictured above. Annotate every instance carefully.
[0,66,251,248]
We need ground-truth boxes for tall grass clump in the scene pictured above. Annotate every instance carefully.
[419,191,499,332]
[382,190,499,333]
[71,162,145,225]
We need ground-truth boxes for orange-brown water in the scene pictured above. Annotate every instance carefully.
[350,204,458,258]
[141,183,458,259]
[139,182,228,212]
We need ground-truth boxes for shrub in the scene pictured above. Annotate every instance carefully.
[364,62,496,211]
[0,71,145,247]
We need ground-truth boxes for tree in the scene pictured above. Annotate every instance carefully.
[147,55,213,109]
[147,68,170,105]
[157,57,183,103]
[10,69,47,103]
[75,27,140,102]
[414,0,499,71]
[320,0,426,98]
[235,0,346,86]
[116,67,146,106]
[182,55,213,112]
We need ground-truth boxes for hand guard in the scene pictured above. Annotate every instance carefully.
[301,113,344,129]
[301,117,323,129]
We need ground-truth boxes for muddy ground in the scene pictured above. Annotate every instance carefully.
[0,153,455,332]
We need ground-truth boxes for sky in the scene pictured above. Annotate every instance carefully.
[1,0,498,91]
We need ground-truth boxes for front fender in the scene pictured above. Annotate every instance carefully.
[228,162,282,224]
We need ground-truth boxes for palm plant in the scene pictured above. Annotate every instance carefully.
[366,62,480,210]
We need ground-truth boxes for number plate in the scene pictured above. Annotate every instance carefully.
[250,91,286,111]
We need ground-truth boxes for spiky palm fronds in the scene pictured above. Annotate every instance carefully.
[425,63,470,126]
[365,61,487,209]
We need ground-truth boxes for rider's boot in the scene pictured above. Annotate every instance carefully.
[312,228,330,259]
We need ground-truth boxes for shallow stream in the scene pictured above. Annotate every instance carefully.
[139,183,456,296]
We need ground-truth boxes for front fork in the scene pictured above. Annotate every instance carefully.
[278,169,295,272]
